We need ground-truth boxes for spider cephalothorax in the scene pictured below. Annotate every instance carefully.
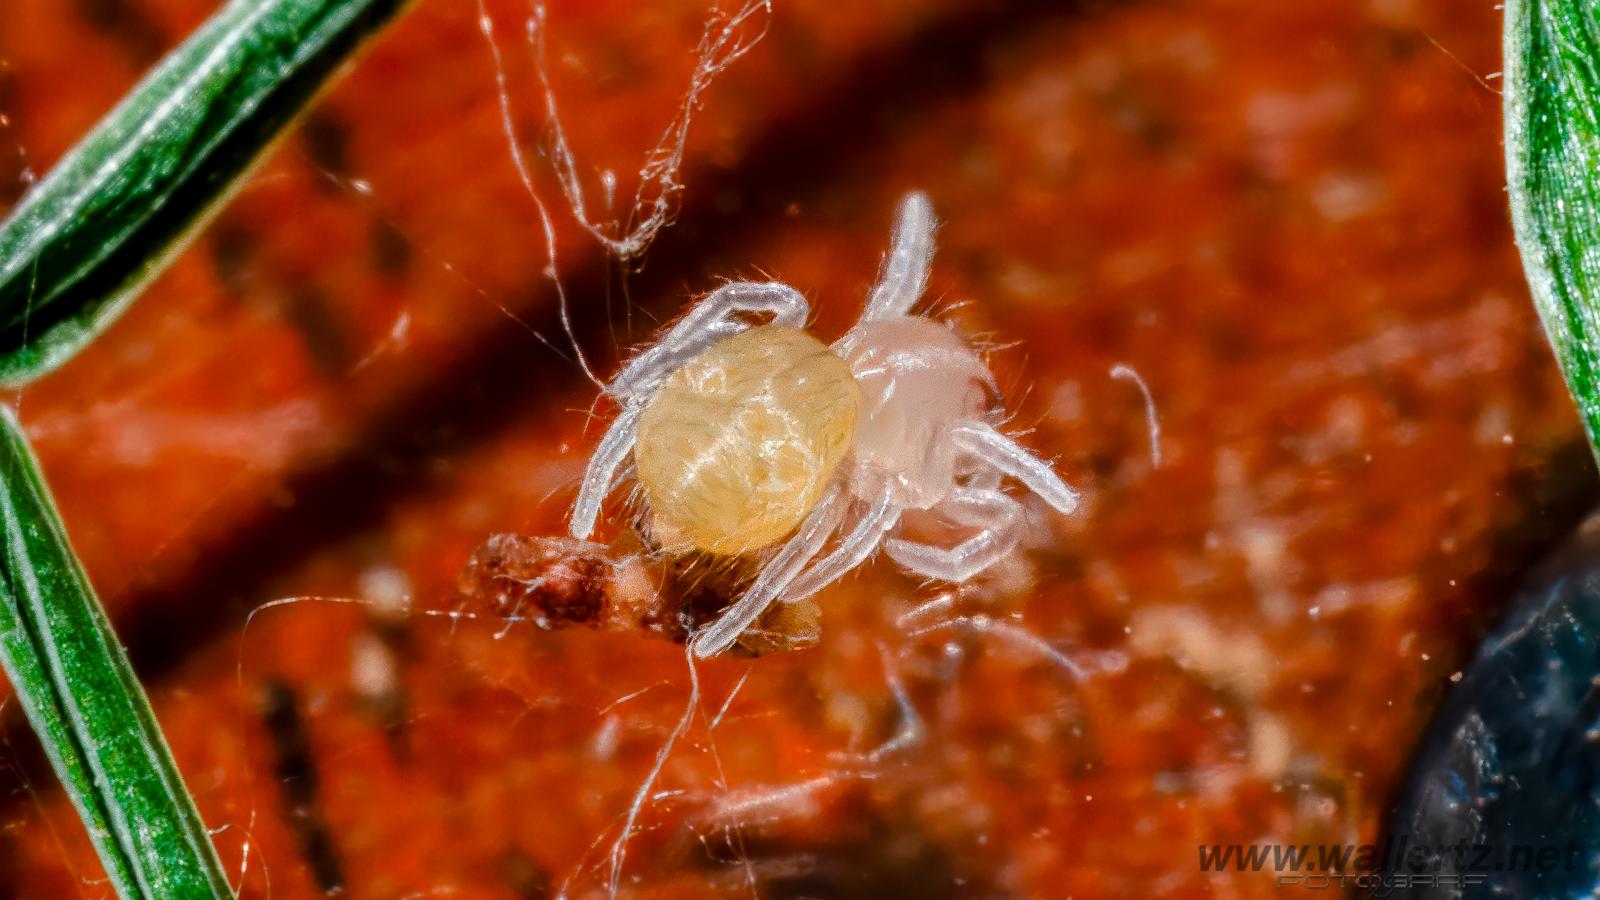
[571,192,1078,657]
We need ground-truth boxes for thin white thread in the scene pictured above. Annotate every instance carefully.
[904,613,1088,680]
[603,642,700,898]
[523,0,773,261]
[476,0,603,390]
[1110,362,1162,468]
[476,0,774,393]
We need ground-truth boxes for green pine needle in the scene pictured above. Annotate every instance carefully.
[0,406,233,897]
[0,0,415,896]
[0,0,411,385]
[1506,0,1600,454]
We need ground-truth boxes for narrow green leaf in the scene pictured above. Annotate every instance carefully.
[0,405,232,898]
[0,0,413,385]
[1506,0,1600,453]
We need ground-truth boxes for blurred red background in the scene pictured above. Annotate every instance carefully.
[0,0,1589,896]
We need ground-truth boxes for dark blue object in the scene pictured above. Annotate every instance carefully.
[1387,518,1600,897]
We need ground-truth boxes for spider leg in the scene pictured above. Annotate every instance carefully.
[784,484,902,603]
[860,191,935,322]
[952,422,1078,515]
[609,281,810,397]
[569,403,645,540]
[690,489,845,658]
[573,282,809,540]
[885,486,1023,582]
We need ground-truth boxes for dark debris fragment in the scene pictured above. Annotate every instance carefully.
[453,533,822,654]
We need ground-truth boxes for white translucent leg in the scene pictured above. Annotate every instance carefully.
[691,489,844,658]
[885,487,1022,582]
[784,485,901,602]
[861,192,935,321]
[574,281,809,540]
[952,422,1078,515]
[610,281,809,397]
[569,403,643,540]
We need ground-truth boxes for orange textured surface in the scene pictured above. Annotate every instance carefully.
[0,0,1592,897]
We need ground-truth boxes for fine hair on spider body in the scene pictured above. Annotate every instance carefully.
[570,191,1079,657]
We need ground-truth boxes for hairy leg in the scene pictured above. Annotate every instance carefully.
[573,281,809,539]
[885,486,1023,582]
[610,281,809,397]
[691,489,844,657]
[784,484,902,602]
[952,422,1078,515]
[860,191,935,322]
[569,403,644,540]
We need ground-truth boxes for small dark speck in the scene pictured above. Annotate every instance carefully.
[370,220,411,277]
[260,681,346,896]
[302,112,352,191]
[74,0,165,66]
[209,223,256,295]
[285,286,352,376]
[1103,81,1179,152]
[1376,27,1425,61]
[500,847,551,899]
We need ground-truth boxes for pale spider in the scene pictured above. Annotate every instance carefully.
[570,192,1079,657]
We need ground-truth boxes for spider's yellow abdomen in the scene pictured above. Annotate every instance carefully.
[635,325,860,555]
